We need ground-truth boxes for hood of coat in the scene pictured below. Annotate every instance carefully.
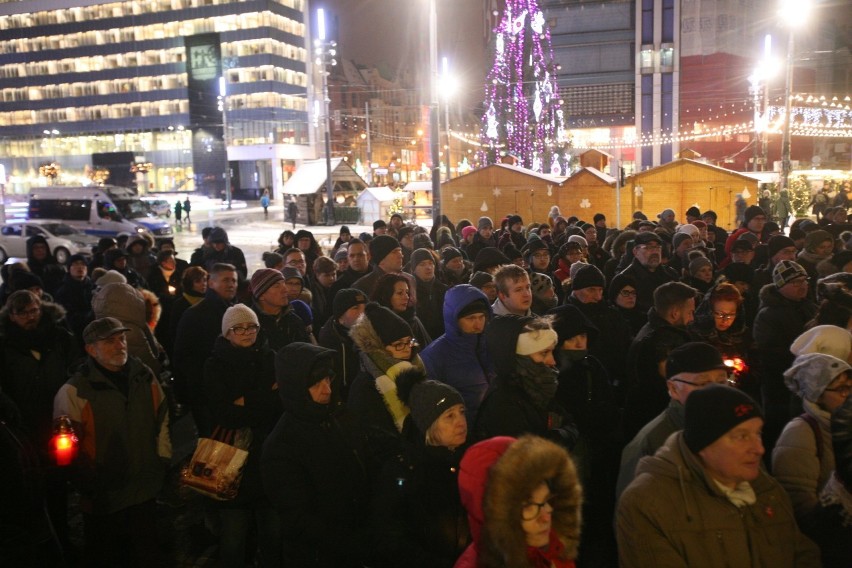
[485,314,533,378]
[275,342,337,414]
[26,234,56,265]
[458,436,516,546]
[442,284,491,341]
[479,435,583,566]
[92,282,147,327]
[0,300,66,338]
[125,234,150,254]
[758,282,801,309]
[349,310,386,355]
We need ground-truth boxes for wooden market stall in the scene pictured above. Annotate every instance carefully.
[282,158,367,225]
[558,167,626,225]
[356,187,403,225]
[625,159,759,230]
[440,163,568,225]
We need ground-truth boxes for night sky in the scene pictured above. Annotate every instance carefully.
[320,0,489,117]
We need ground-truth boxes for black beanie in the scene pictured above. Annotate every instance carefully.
[473,247,510,272]
[332,288,367,320]
[767,235,796,258]
[684,385,763,453]
[11,270,44,291]
[571,264,606,291]
[410,248,435,267]
[743,205,766,225]
[722,262,754,284]
[441,247,463,263]
[469,271,495,289]
[608,273,637,303]
[370,235,400,265]
[502,244,522,261]
[396,367,464,434]
[457,298,490,319]
[547,304,597,344]
[364,302,412,345]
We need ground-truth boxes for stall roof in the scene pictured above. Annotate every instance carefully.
[283,158,366,195]
[569,167,616,185]
[403,180,434,192]
[358,187,398,202]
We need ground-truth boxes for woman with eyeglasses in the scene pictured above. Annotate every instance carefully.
[689,282,755,396]
[370,272,432,349]
[608,273,646,336]
[455,435,583,568]
[348,302,429,463]
[203,304,282,567]
[773,353,852,526]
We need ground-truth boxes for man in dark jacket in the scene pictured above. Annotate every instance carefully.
[421,285,495,424]
[753,260,818,453]
[565,264,632,393]
[25,235,66,296]
[173,263,237,434]
[54,253,94,352]
[617,232,677,314]
[261,342,371,567]
[464,216,497,262]
[330,238,373,295]
[248,268,309,351]
[317,288,367,401]
[701,210,729,264]
[103,248,147,289]
[353,235,414,299]
[623,281,696,441]
[409,248,447,339]
[0,290,77,550]
[200,227,248,280]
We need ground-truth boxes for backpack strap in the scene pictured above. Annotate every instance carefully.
[799,413,823,461]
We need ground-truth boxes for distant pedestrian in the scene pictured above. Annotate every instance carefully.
[182,195,192,223]
[260,189,270,219]
[174,200,183,224]
[287,198,299,229]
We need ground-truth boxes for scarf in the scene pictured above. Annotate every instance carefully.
[514,355,559,412]
[798,249,830,266]
[526,530,574,568]
[819,473,852,527]
[183,291,204,306]
[360,348,426,432]
[713,479,757,507]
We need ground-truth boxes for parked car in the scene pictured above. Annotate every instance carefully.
[0,220,99,264]
[142,197,172,218]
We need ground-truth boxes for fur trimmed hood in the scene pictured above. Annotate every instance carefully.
[348,310,385,355]
[0,299,66,337]
[476,435,583,566]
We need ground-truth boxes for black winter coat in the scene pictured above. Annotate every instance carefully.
[565,295,631,388]
[250,302,309,352]
[414,276,447,340]
[617,259,678,314]
[261,343,371,568]
[317,318,359,402]
[370,441,470,568]
[202,336,281,506]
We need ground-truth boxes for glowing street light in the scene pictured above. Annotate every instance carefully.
[778,0,812,194]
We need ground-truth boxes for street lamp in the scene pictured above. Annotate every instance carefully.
[217,77,231,210]
[314,8,337,226]
[428,0,441,227]
[778,0,811,194]
[440,57,458,181]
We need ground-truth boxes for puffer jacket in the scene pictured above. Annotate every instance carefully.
[455,435,582,568]
[92,282,163,377]
[420,285,495,423]
[261,343,370,567]
[771,400,835,522]
[617,431,821,568]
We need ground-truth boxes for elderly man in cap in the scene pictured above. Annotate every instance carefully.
[617,385,821,567]
[617,342,731,500]
[754,260,818,452]
[249,267,309,351]
[54,317,171,566]
[617,231,678,314]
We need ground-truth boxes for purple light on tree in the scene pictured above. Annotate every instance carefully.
[480,0,569,175]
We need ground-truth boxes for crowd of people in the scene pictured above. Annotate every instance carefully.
[2,202,852,567]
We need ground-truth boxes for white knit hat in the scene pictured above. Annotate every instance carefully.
[790,325,852,361]
[221,304,259,337]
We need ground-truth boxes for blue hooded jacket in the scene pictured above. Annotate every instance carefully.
[420,285,495,423]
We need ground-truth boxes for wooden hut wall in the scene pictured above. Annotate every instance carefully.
[555,170,624,226]
[625,161,758,230]
[441,167,564,225]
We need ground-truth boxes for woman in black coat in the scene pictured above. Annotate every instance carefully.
[261,342,371,568]
[203,305,282,568]
[370,369,470,568]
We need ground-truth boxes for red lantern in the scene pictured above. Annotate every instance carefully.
[50,416,78,466]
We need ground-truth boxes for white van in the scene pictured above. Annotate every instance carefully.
[28,185,173,239]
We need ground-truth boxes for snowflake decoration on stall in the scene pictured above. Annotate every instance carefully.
[580,198,591,209]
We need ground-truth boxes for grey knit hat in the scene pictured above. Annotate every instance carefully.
[784,353,851,402]
[395,368,464,435]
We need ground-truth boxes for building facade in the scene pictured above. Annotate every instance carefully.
[0,0,316,198]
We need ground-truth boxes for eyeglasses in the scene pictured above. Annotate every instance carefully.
[230,324,260,335]
[824,385,852,396]
[389,338,418,351]
[670,376,734,388]
[712,311,737,321]
[286,259,306,267]
[521,494,557,520]
[619,290,638,297]
[13,306,41,318]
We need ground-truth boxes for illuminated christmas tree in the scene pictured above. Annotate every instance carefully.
[480,0,569,174]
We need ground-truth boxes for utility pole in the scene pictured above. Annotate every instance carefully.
[314,9,337,225]
[429,0,441,226]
